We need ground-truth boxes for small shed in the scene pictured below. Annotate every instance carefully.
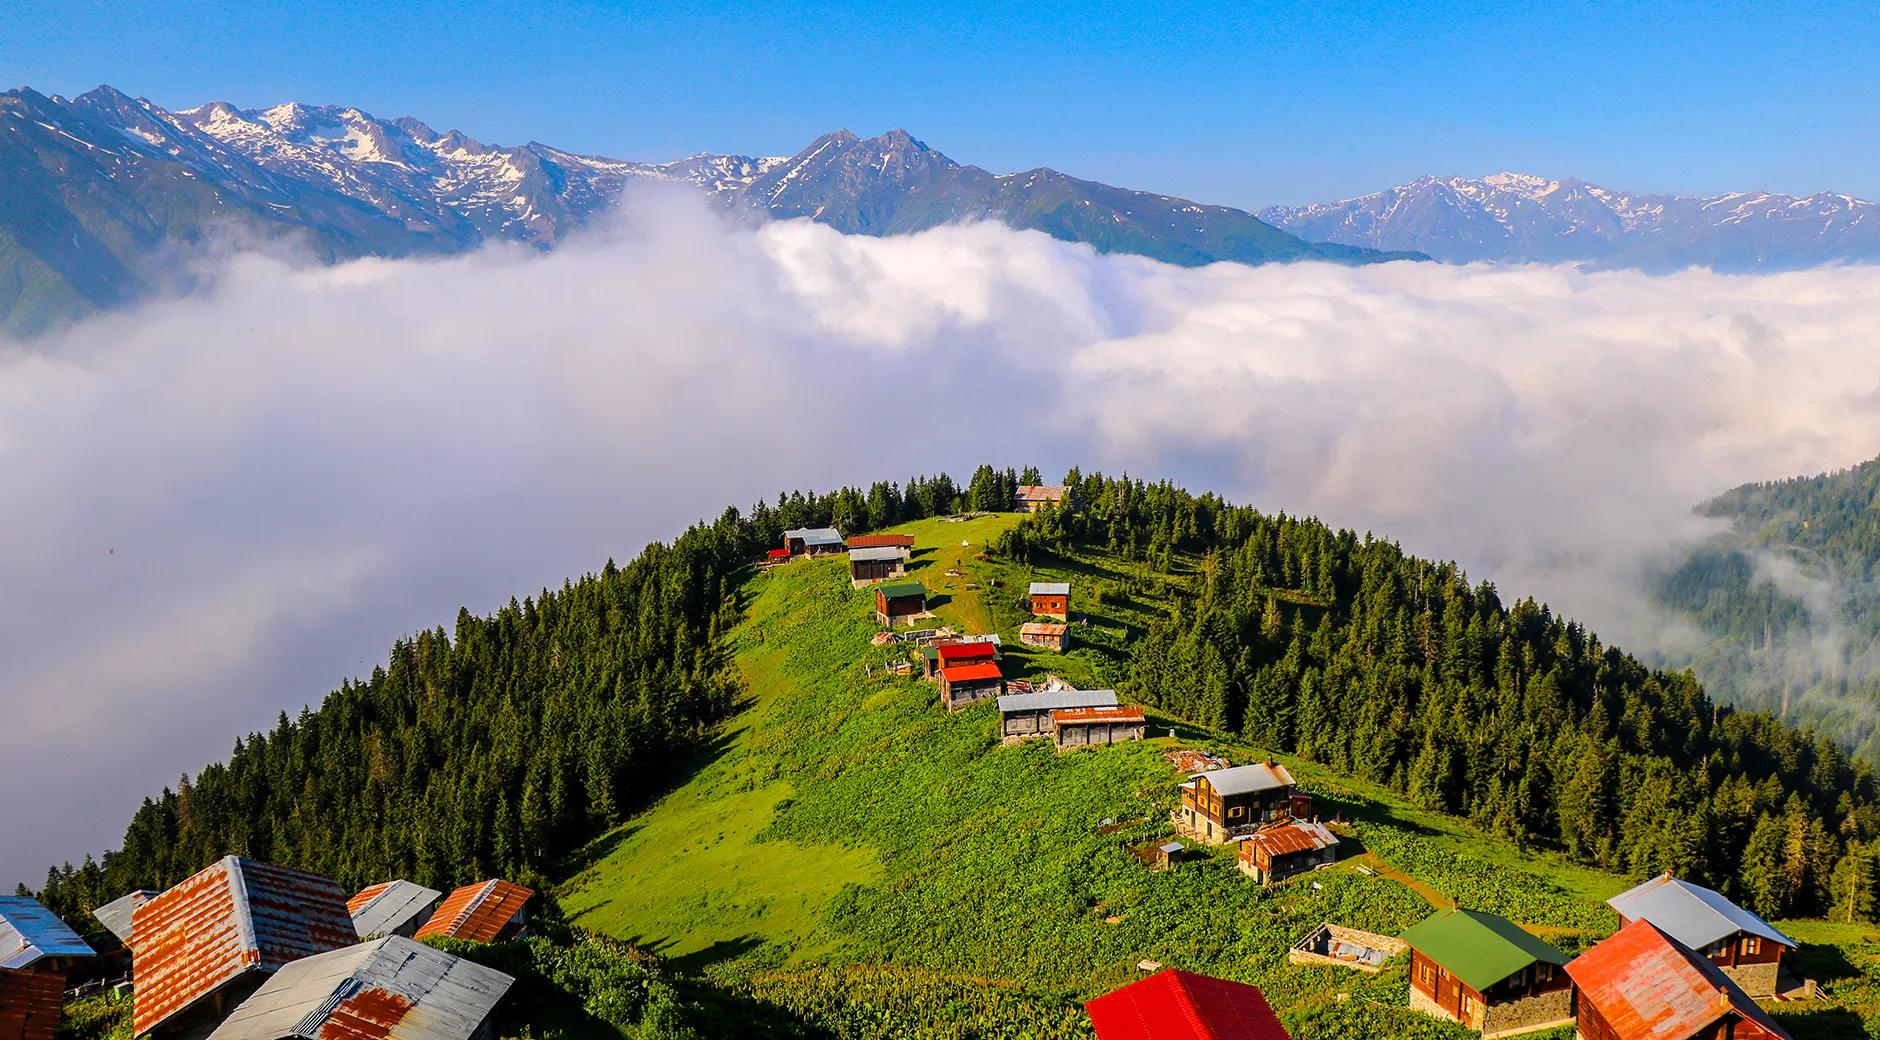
[348,880,444,940]
[1028,581,1070,618]
[924,639,999,679]
[1149,842,1188,871]
[1238,821,1339,886]
[1053,705,1146,748]
[764,547,792,563]
[1014,485,1067,513]
[1019,621,1070,651]
[848,545,908,585]
[1288,923,1407,973]
[1085,969,1290,1040]
[782,527,844,556]
[204,935,516,1040]
[997,689,1117,740]
[875,581,928,625]
[938,661,1004,711]
[414,880,533,944]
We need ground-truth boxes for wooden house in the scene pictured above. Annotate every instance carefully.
[1019,621,1069,651]
[1013,485,1067,513]
[1176,760,1297,843]
[130,857,358,1040]
[1566,919,1791,1040]
[997,689,1116,739]
[414,880,533,944]
[0,968,66,1040]
[846,533,915,554]
[782,527,844,556]
[1053,705,1146,748]
[1605,873,1795,997]
[848,546,907,585]
[347,880,443,940]
[938,661,1004,711]
[1028,581,1070,618]
[874,581,927,625]
[1085,969,1291,1040]
[202,936,515,1040]
[0,896,96,1040]
[1238,821,1339,886]
[1402,909,1573,1038]
[923,638,999,679]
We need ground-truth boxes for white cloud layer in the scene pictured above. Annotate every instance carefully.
[6,190,1880,886]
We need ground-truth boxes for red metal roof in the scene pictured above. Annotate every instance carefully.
[0,968,64,1040]
[940,662,1002,684]
[1086,969,1291,1040]
[846,534,915,549]
[937,642,998,664]
[765,548,792,560]
[131,857,358,1037]
[1565,919,1790,1040]
[1052,706,1146,725]
[413,880,533,943]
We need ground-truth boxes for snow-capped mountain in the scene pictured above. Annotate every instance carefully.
[1260,173,1880,270]
[0,85,1405,337]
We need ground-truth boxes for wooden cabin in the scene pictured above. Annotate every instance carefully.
[0,897,96,1040]
[1019,621,1069,651]
[0,968,66,1040]
[938,661,1004,711]
[1028,581,1070,618]
[848,546,907,585]
[875,581,927,625]
[1053,705,1145,748]
[1013,485,1067,513]
[1238,821,1339,886]
[1085,969,1291,1040]
[1177,760,1297,843]
[1566,918,1791,1040]
[923,639,998,679]
[1605,872,1794,997]
[1402,909,1573,1038]
[782,527,844,556]
[997,689,1117,740]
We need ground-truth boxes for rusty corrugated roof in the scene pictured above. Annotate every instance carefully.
[846,534,915,549]
[0,968,66,1040]
[131,857,359,1037]
[204,936,514,1040]
[412,881,532,944]
[0,896,94,969]
[1565,919,1790,1040]
[1242,822,1339,858]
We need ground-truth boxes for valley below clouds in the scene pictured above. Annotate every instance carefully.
[5,189,1880,885]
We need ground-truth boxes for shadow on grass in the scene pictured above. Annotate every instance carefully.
[1768,1006,1866,1040]
[556,720,746,879]
[668,934,769,973]
[1793,941,1860,983]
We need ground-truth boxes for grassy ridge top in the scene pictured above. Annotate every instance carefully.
[556,514,1875,1039]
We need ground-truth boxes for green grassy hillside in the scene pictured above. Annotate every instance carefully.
[549,513,1880,1038]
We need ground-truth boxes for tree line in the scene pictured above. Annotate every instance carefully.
[994,470,1880,921]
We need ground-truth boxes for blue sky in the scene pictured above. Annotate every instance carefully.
[3,0,1876,208]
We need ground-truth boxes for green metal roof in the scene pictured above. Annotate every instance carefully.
[1399,909,1568,992]
[876,581,926,599]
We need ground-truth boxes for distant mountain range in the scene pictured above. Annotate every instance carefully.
[0,85,1410,336]
[1261,172,1880,271]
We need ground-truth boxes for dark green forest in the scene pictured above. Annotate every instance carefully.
[1651,454,1880,764]
[30,469,1033,923]
[993,471,1880,922]
[33,464,1880,929]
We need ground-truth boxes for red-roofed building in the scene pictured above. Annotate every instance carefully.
[1567,919,1790,1040]
[414,879,534,944]
[1052,705,1146,748]
[1086,969,1291,1040]
[938,661,1004,711]
[846,534,915,551]
[1237,821,1340,887]
[765,548,791,562]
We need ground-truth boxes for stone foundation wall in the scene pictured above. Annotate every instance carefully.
[1722,962,1780,998]
[1408,985,1460,1025]
[1481,989,1573,1039]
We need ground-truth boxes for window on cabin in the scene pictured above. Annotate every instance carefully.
[1538,964,1552,983]
[1744,936,1760,955]
[1228,805,1244,819]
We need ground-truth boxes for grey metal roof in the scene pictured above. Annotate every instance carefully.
[1197,762,1295,796]
[0,895,95,968]
[206,935,514,1040]
[783,527,843,546]
[1158,842,1184,854]
[350,881,444,940]
[91,889,157,944]
[1028,581,1070,596]
[847,546,904,562]
[996,689,1118,714]
[1606,874,1796,951]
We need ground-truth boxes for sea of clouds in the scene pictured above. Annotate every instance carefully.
[5,186,1880,886]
